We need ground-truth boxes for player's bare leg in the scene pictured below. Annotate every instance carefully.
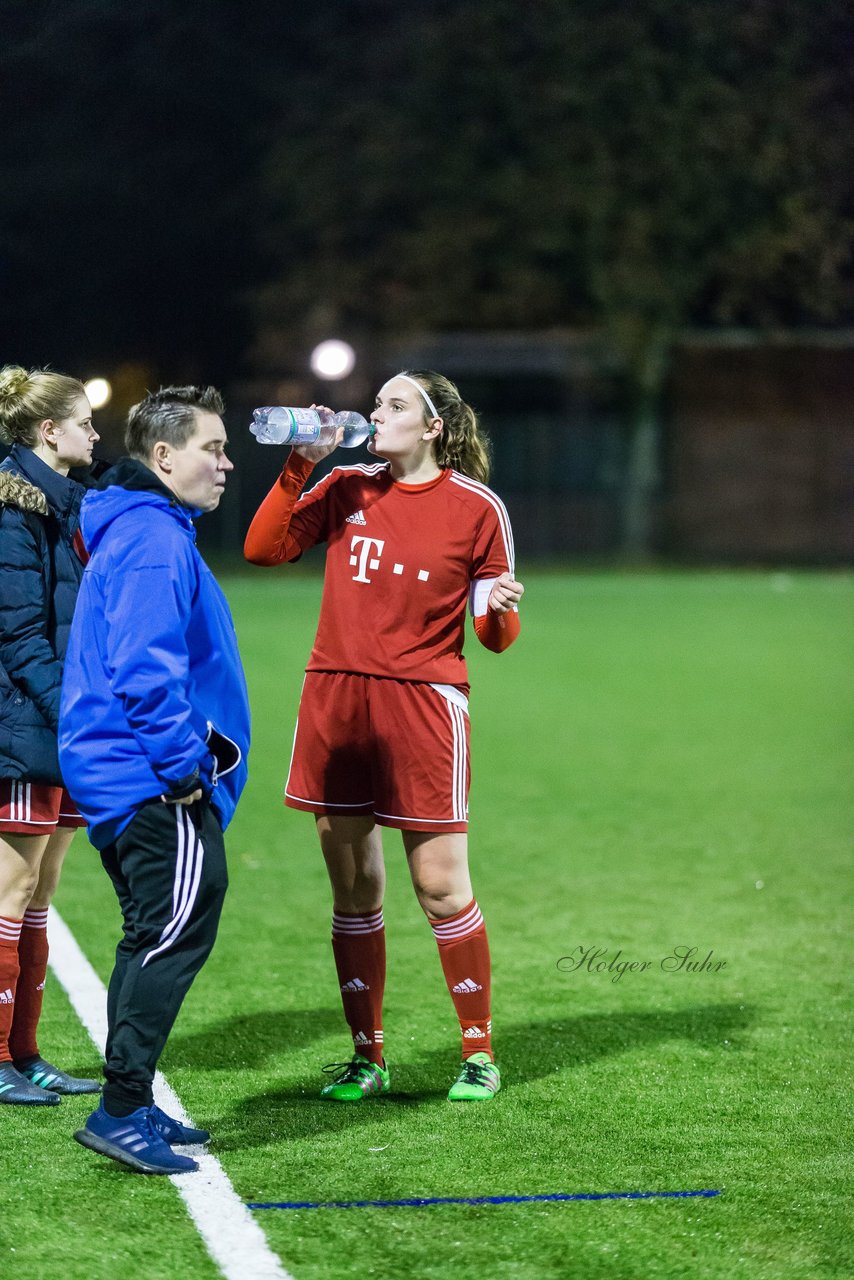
[403,830,472,919]
[316,815,385,913]
[26,827,76,911]
[0,831,49,920]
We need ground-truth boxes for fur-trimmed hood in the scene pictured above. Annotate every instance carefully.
[0,468,49,516]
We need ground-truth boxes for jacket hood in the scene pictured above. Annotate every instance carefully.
[0,445,82,517]
[95,456,178,498]
[0,468,49,516]
[81,457,196,553]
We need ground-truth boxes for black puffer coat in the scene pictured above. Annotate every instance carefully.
[0,445,88,784]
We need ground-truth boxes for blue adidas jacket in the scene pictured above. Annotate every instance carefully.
[58,459,250,850]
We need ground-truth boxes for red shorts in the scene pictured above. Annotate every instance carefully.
[0,780,86,836]
[286,671,471,832]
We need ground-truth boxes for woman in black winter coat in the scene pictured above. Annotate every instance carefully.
[0,365,101,1104]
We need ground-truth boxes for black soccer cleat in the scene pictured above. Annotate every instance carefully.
[15,1055,101,1095]
[0,1061,61,1105]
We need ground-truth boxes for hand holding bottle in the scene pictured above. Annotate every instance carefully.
[291,406,345,463]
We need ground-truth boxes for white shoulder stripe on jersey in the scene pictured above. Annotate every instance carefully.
[299,461,389,501]
[449,472,515,558]
[449,471,515,573]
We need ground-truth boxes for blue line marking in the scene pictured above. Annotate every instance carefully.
[248,1189,721,1211]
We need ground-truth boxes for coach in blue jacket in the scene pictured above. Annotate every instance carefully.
[59,385,250,1175]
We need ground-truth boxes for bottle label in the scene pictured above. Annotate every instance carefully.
[286,407,322,444]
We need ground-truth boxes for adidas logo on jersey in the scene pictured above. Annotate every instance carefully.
[452,978,483,994]
[341,977,369,992]
[0,988,13,1004]
[353,1030,372,1045]
[463,1025,486,1039]
[346,510,367,525]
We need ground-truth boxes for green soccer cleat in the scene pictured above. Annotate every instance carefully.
[448,1051,501,1101]
[320,1054,390,1101]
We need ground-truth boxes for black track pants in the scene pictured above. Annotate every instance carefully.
[99,798,227,1114]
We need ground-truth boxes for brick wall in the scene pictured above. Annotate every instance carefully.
[667,341,854,561]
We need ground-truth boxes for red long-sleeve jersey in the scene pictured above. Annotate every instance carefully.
[245,453,520,689]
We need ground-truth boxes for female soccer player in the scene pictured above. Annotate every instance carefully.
[0,366,101,1104]
[245,370,524,1102]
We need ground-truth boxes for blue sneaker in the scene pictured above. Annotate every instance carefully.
[149,1103,210,1145]
[74,1104,198,1174]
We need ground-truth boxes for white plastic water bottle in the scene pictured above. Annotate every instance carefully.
[249,406,372,448]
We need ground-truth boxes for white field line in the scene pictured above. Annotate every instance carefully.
[48,907,294,1280]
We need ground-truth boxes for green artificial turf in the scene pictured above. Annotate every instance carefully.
[2,570,851,1279]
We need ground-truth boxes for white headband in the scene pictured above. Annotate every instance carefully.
[394,373,440,420]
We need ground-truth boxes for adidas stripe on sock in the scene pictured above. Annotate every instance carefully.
[0,917,23,1063]
[331,909,386,1066]
[9,907,50,1063]
[429,900,493,1060]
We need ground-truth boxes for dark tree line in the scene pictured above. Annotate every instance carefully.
[2,0,852,550]
[254,0,853,551]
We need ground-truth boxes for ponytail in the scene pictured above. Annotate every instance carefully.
[399,369,492,485]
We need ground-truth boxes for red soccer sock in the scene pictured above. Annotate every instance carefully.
[331,908,386,1066]
[430,899,493,1060]
[9,907,49,1063]
[0,916,23,1063]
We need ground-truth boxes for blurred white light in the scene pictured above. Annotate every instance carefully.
[310,340,356,381]
[84,377,112,409]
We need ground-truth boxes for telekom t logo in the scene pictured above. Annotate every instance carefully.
[349,536,385,583]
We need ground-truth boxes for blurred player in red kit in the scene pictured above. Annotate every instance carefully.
[245,370,524,1102]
